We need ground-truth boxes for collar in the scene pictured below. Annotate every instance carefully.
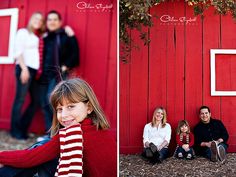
[48,28,64,35]
[81,118,97,131]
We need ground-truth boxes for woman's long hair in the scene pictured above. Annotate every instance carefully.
[151,107,167,128]
[27,12,45,35]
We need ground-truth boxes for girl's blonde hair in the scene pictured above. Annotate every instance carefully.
[50,78,110,136]
[151,107,167,128]
[176,120,190,135]
[27,12,45,35]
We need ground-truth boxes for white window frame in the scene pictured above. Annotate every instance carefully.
[211,49,236,96]
[0,8,18,64]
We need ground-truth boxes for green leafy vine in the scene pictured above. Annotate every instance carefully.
[120,0,236,62]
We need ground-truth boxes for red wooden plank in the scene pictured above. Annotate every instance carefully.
[220,14,236,152]
[215,55,236,91]
[0,64,16,130]
[128,29,149,148]
[202,7,221,119]
[149,3,168,118]
[0,1,11,124]
[104,0,117,130]
[45,0,67,21]
[66,0,89,78]
[119,48,131,149]
[0,16,10,56]
[25,0,47,19]
[185,4,203,127]
[82,9,112,109]
[0,0,25,129]
[164,1,185,135]
[163,2,185,150]
[0,1,9,8]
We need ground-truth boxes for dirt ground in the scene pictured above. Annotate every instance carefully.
[0,130,38,151]
[120,153,236,177]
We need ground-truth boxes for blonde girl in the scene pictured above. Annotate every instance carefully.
[0,78,117,177]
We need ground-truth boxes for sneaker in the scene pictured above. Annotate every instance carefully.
[186,153,192,160]
[36,135,50,142]
[210,141,218,162]
[217,145,226,162]
[149,143,157,153]
[178,152,183,158]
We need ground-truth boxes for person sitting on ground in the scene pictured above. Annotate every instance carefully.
[142,107,171,164]
[0,78,116,177]
[194,105,229,162]
[175,120,194,160]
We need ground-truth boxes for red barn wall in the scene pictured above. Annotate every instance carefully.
[120,1,236,154]
[0,0,117,134]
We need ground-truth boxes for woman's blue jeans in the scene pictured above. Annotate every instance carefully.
[10,65,39,139]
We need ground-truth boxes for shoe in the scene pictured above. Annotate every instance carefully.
[178,152,183,159]
[149,143,157,153]
[186,153,192,160]
[210,141,218,162]
[217,145,226,162]
[10,133,28,140]
[150,151,160,165]
[145,148,153,158]
[36,135,50,142]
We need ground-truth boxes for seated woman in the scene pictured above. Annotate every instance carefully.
[142,107,171,164]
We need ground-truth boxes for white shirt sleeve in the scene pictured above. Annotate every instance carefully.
[164,124,172,143]
[13,29,27,59]
[143,124,149,147]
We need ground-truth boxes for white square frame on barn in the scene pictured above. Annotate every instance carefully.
[211,49,236,96]
[0,8,18,64]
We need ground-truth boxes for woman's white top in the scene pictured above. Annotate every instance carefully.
[143,122,171,147]
[14,28,40,70]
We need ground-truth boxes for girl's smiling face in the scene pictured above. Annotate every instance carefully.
[56,100,91,127]
[180,124,189,133]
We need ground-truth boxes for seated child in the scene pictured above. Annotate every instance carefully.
[175,120,194,160]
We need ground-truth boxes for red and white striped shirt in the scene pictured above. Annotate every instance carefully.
[55,124,83,177]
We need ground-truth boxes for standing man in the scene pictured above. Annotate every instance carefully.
[39,10,79,136]
[194,106,229,162]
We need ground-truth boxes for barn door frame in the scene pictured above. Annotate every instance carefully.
[0,8,18,64]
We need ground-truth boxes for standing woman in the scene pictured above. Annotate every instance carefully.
[142,107,172,164]
[10,12,45,140]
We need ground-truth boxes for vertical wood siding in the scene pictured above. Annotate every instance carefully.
[120,2,236,153]
[0,0,117,133]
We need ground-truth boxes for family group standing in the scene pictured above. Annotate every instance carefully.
[10,10,79,140]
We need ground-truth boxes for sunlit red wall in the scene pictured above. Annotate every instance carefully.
[120,2,236,153]
[0,0,117,134]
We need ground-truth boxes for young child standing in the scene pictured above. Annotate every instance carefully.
[175,120,194,160]
[0,78,117,177]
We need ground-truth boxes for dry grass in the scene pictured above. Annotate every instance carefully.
[120,153,236,177]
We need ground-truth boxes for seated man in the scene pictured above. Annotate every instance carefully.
[194,105,229,162]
